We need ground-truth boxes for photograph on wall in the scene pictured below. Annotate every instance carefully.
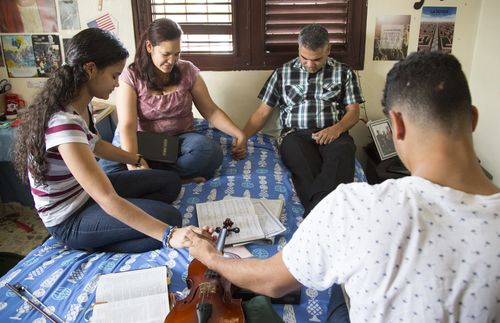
[0,42,5,67]
[0,0,58,33]
[58,0,81,30]
[1,35,37,78]
[367,118,397,160]
[373,15,411,61]
[32,34,62,77]
[418,6,456,53]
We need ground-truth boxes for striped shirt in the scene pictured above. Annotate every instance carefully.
[29,107,99,227]
[258,57,365,129]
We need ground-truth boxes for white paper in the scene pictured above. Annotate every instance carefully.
[196,197,286,245]
[253,200,286,238]
[196,198,265,245]
[92,294,168,323]
[92,267,169,323]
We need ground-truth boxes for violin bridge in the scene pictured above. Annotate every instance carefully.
[199,282,217,294]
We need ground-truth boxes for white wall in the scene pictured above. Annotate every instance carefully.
[469,0,500,185]
[2,0,497,182]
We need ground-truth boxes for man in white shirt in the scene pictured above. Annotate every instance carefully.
[188,52,500,322]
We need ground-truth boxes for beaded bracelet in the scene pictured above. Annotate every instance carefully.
[162,226,177,248]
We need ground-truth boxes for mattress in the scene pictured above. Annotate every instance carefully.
[0,119,366,322]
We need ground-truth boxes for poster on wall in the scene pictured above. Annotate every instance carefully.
[58,0,81,30]
[1,35,37,78]
[32,34,62,77]
[0,0,58,33]
[418,6,456,53]
[373,15,411,61]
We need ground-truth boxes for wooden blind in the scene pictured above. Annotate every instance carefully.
[265,0,349,53]
[150,0,233,53]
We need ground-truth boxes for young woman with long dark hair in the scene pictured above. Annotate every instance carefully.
[14,28,210,253]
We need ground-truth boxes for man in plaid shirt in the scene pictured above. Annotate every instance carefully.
[234,24,365,216]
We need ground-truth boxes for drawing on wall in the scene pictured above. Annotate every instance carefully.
[32,34,62,77]
[373,15,411,61]
[1,35,37,78]
[58,0,81,30]
[0,42,5,67]
[0,0,58,33]
[87,12,117,34]
[418,6,456,53]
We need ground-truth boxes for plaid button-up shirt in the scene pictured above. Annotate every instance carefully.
[258,57,365,129]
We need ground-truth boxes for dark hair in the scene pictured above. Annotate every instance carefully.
[382,51,472,133]
[131,18,183,91]
[298,24,330,50]
[14,28,129,184]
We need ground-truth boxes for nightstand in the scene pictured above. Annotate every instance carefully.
[363,142,409,184]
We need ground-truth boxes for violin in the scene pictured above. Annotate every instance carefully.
[165,218,245,323]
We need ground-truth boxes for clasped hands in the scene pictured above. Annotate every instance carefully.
[231,133,248,160]
[166,225,222,265]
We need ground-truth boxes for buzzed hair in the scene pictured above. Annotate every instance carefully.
[382,51,472,133]
[298,24,330,50]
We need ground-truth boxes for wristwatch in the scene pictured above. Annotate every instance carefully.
[134,154,144,167]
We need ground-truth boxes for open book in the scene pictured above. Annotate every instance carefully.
[91,266,169,323]
[196,197,285,246]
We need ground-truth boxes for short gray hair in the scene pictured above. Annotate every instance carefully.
[298,24,330,50]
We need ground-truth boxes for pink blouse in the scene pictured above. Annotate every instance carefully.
[120,60,200,135]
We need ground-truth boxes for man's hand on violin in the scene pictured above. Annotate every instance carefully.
[167,225,214,249]
[186,229,221,266]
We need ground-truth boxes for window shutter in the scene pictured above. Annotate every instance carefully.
[265,0,349,53]
[150,0,233,53]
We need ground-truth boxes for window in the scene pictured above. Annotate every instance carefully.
[131,0,367,71]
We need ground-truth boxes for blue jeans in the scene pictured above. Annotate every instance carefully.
[100,130,223,179]
[46,169,182,253]
[325,284,350,323]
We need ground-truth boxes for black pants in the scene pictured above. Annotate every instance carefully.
[279,129,355,216]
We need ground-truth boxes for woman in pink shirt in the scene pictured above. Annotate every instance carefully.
[100,18,246,182]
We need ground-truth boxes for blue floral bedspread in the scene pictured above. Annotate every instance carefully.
[0,119,366,322]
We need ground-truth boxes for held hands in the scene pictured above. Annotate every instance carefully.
[311,123,344,145]
[164,225,214,249]
[186,228,222,267]
[127,155,150,170]
[231,134,248,160]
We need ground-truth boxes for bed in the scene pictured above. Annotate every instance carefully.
[0,119,366,322]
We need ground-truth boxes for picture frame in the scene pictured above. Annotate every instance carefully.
[367,118,398,160]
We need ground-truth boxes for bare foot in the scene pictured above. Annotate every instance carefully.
[181,176,207,184]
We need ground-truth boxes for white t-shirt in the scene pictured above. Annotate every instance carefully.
[29,107,99,227]
[282,176,500,323]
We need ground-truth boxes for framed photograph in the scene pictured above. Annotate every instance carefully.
[367,118,398,160]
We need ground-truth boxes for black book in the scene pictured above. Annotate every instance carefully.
[137,132,179,164]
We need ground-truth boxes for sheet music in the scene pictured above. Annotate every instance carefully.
[196,198,265,245]
[253,200,286,237]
